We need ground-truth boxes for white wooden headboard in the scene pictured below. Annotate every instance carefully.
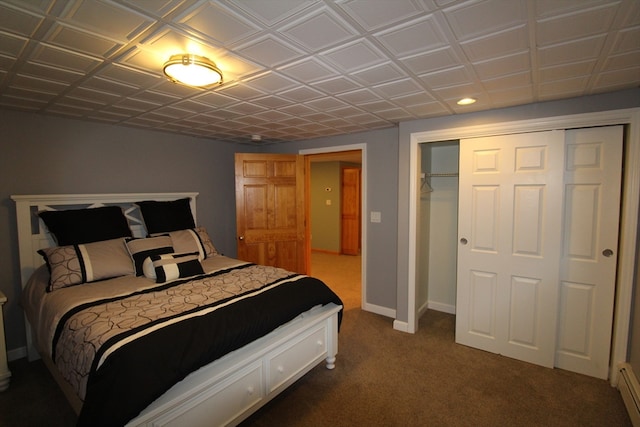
[11,192,199,360]
[11,192,198,290]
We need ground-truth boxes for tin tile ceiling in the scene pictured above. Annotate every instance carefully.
[0,0,638,144]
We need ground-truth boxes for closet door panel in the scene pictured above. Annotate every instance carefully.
[558,281,594,356]
[456,130,564,368]
[564,184,599,259]
[556,126,623,379]
[512,185,544,256]
[509,276,541,347]
[455,126,622,378]
[468,270,497,339]
[471,186,499,252]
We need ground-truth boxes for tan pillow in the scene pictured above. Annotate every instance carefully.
[39,238,134,292]
[157,227,218,259]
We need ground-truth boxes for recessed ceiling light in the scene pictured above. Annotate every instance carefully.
[163,54,223,87]
[457,97,477,105]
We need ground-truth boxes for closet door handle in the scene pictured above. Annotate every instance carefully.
[602,248,613,257]
[460,237,468,245]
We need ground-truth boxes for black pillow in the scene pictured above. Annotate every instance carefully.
[39,206,132,246]
[136,198,195,234]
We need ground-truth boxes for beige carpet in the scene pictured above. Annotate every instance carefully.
[240,253,631,427]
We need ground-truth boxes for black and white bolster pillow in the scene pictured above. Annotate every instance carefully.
[144,252,204,283]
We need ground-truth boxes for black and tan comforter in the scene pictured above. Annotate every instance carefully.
[23,256,343,426]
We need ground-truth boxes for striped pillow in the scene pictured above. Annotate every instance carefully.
[161,227,218,260]
[143,252,204,283]
[126,236,173,276]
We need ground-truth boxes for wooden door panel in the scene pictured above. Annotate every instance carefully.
[242,241,299,272]
[235,153,306,273]
[274,241,299,272]
[274,160,297,177]
[341,167,360,255]
[274,184,297,228]
[243,185,268,229]
[243,160,268,177]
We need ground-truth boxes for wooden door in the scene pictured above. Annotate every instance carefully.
[456,131,565,368]
[555,126,623,379]
[341,167,361,255]
[235,153,307,274]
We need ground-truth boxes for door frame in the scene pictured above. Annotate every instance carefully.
[300,144,367,311]
[406,108,640,385]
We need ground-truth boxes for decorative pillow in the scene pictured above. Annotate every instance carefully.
[194,227,218,257]
[160,227,218,260]
[38,238,134,292]
[126,236,174,276]
[39,206,132,245]
[143,252,204,283]
[136,198,195,234]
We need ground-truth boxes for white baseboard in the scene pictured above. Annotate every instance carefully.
[8,347,27,362]
[418,300,429,317]
[428,301,456,314]
[393,319,409,333]
[618,363,640,427]
[362,302,396,319]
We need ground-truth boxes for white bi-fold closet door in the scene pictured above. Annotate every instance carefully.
[455,126,623,379]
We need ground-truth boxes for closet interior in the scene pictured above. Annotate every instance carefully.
[417,140,459,316]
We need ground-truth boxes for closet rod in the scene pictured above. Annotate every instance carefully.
[425,172,458,177]
[421,172,458,194]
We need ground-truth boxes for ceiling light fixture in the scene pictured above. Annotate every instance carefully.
[457,97,477,105]
[163,54,223,87]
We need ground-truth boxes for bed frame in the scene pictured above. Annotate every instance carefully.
[12,192,341,426]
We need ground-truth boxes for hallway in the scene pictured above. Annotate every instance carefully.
[310,252,361,311]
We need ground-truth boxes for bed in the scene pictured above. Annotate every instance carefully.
[11,192,343,427]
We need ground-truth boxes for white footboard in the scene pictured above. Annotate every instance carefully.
[127,303,341,427]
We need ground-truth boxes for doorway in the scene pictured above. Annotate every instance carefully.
[301,144,366,311]
[417,141,459,317]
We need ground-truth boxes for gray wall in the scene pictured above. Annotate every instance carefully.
[0,110,252,354]
[264,128,399,312]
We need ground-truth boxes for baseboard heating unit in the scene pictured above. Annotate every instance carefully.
[619,363,640,426]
